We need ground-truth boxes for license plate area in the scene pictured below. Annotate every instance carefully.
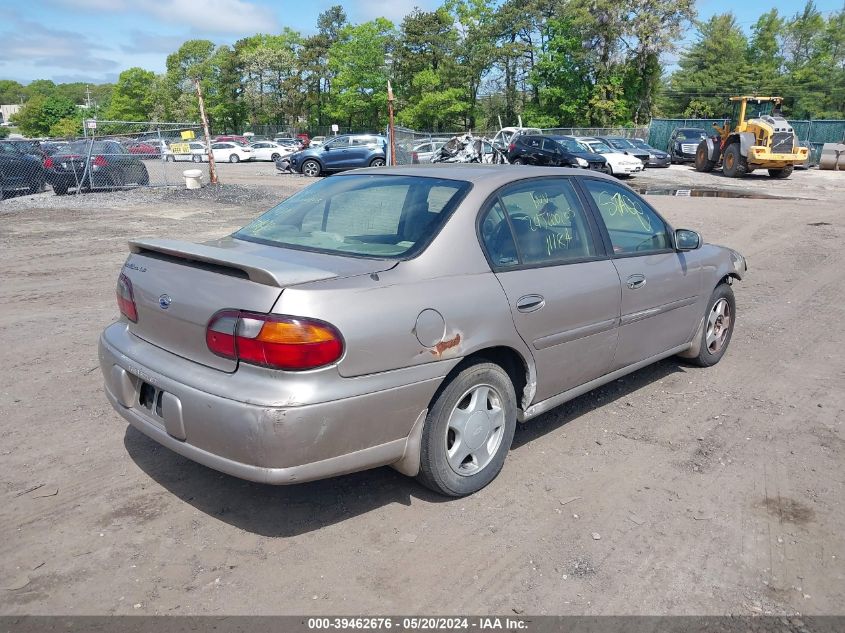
[137,381,186,440]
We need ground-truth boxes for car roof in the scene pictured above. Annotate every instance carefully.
[336,164,618,186]
[675,128,707,132]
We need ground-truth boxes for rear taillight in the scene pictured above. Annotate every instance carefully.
[411,151,419,164]
[43,157,54,168]
[116,273,137,322]
[508,143,516,152]
[207,310,344,371]
[93,155,108,167]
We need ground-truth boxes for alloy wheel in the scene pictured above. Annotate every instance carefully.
[445,384,506,477]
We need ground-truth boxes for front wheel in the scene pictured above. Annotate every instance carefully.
[369,157,386,168]
[53,183,69,196]
[165,155,175,162]
[137,164,149,185]
[301,159,321,177]
[695,141,716,172]
[192,154,202,163]
[768,166,794,179]
[685,284,736,367]
[270,153,281,161]
[229,154,240,163]
[722,144,746,178]
[417,361,517,497]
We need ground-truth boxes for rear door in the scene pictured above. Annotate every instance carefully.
[479,177,621,402]
[579,178,702,370]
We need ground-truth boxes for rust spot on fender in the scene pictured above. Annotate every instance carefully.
[431,333,461,356]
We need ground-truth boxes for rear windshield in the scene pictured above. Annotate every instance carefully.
[235,174,471,259]
[609,138,634,148]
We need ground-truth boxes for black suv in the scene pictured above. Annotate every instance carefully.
[0,141,46,198]
[506,135,607,171]
[668,128,709,163]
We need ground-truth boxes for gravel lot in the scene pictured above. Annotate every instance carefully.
[1,164,843,616]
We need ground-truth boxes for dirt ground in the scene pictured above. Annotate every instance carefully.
[1,164,843,616]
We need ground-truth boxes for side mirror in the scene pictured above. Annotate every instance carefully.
[675,229,701,251]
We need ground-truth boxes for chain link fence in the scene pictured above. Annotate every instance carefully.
[1,120,211,200]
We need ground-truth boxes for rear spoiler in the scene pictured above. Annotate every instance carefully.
[128,238,336,288]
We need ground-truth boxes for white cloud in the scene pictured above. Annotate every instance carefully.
[351,0,441,25]
[0,19,118,72]
[54,0,279,34]
[120,30,189,54]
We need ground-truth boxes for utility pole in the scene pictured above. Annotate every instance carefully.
[195,78,218,185]
[387,80,396,166]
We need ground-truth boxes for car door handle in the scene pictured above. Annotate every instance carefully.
[626,274,647,289]
[516,295,545,312]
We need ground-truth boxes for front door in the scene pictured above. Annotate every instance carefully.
[480,177,621,402]
[579,178,702,370]
[321,136,351,169]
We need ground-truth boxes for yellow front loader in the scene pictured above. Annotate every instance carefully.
[695,96,808,179]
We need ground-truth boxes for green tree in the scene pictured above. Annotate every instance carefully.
[0,80,25,105]
[11,94,78,136]
[327,19,396,129]
[106,67,156,120]
[396,69,468,130]
[666,13,752,117]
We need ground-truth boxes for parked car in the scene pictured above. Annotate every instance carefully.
[576,137,644,177]
[40,141,69,156]
[273,137,302,149]
[100,165,746,496]
[249,141,294,162]
[45,140,149,195]
[289,134,387,176]
[211,141,254,163]
[546,135,608,171]
[169,141,209,162]
[214,135,250,146]
[629,138,671,167]
[125,141,161,159]
[0,141,46,197]
[411,140,448,164]
[4,139,46,160]
[668,128,709,163]
[505,134,564,166]
[596,136,652,166]
[310,136,326,147]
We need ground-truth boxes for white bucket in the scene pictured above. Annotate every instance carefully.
[183,169,203,189]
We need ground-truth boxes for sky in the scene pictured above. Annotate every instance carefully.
[0,0,842,87]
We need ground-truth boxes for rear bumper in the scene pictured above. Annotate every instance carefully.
[614,163,644,174]
[99,323,448,484]
[648,155,671,167]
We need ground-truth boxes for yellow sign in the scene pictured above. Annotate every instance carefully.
[180,130,196,140]
[170,142,192,155]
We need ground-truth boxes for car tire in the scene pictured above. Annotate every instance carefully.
[417,361,517,497]
[137,165,149,185]
[229,154,240,163]
[110,171,126,190]
[686,284,736,368]
[271,153,280,161]
[768,166,793,179]
[53,183,68,196]
[301,159,321,177]
[722,144,746,178]
[165,155,175,162]
[192,154,202,163]
[695,141,716,172]
[28,177,45,194]
[369,157,386,168]
[512,157,524,165]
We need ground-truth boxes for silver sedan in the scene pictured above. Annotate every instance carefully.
[100,165,746,496]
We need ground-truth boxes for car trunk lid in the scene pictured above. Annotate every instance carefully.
[123,237,395,372]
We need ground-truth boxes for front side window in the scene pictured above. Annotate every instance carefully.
[235,175,470,258]
[324,136,349,149]
[582,180,670,255]
[480,179,596,267]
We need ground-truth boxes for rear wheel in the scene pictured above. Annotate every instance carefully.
[53,183,68,196]
[28,177,46,194]
[695,141,716,172]
[192,154,202,163]
[512,157,524,165]
[686,284,736,367]
[165,154,175,162]
[301,159,321,177]
[229,154,240,163]
[768,166,794,179]
[369,157,386,168]
[417,361,517,497]
[722,143,746,178]
[138,164,149,185]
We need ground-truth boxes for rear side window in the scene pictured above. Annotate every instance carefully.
[481,179,596,267]
[582,180,671,254]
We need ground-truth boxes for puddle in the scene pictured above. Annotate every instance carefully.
[636,188,800,200]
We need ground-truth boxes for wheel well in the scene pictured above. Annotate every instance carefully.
[720,273,740,286]
[436,346,530,410]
